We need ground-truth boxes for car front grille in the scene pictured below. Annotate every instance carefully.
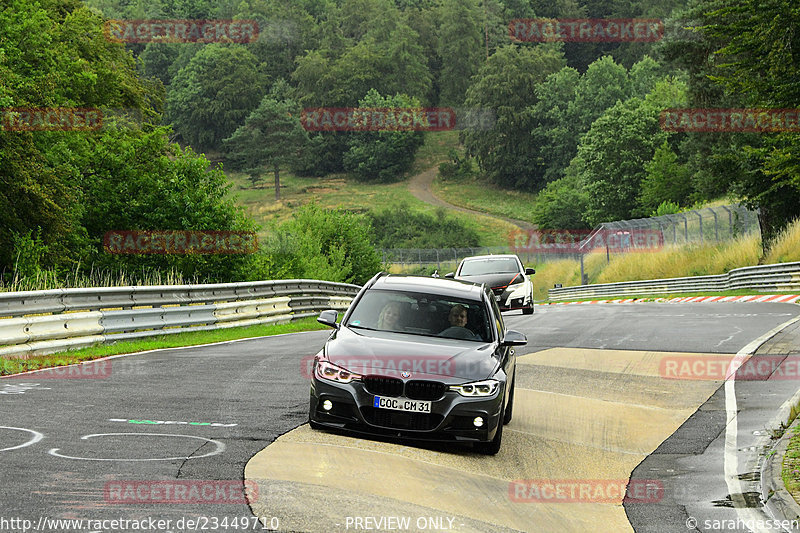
[405,380,446,401]
[362,407,442,431]
[363,376,404,397]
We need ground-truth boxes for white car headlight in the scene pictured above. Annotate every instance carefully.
[450,379,500,397]
[316,359,362,384]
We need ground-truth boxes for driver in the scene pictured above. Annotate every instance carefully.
[439,304,480,340]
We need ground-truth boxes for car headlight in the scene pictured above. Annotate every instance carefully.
[316,359,361,384]
[450,379,500,397]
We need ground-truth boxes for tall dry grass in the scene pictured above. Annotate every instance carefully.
[595,233,762,283]
[0,266,197,293]
[531,232,765,299]
[765,218,800,264]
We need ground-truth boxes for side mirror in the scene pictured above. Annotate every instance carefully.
[444,272,455,278]
[317,309,339,329]
[501,329,527,346]
[525,268,535,275]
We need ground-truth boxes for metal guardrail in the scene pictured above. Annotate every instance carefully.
[0,280,360,358]
[547,262,800,301]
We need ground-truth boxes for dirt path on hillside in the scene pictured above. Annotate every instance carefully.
[407,166,536,230]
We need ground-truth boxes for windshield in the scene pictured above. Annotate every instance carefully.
[459,258,521,276]
[346,289,492,342]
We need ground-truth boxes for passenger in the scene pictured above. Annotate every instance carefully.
[440,304,480,340]
[377,301,405,331]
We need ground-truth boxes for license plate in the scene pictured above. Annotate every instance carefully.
[373,396,431,413]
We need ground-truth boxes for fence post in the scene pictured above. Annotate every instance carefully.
[720,205,732,238]
[711,208,718,241]
[695,211,703,242]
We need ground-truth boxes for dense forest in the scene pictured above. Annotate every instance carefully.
[1,0,798,285]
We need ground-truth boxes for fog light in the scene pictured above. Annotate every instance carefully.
[322,400,333,411]
[473,417,484,428]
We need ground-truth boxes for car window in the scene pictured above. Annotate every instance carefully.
[487,288,505,339]
[459,258,521,276]
[345,289,491,342]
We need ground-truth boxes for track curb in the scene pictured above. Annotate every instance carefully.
[762,416,800,531]
[545,294,800,305]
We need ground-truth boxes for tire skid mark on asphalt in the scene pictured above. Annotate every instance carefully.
[245,346,725,532]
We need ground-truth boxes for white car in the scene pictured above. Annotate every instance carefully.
[446,254,535,314]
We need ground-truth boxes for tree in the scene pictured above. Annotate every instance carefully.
[704,0,800,242]
[0,0,157,272]
[167,44,266,151]
[638,141,693,215]
[290,3,430,173]
[224,81,309,200]
[577,97,668,225]
[462,44,565,190]
[342,90,425,182]
[529,66,581,183]
[265,204,382,284]
[436,0,483,106]
[532,173,590,229]
[566,56,631,136]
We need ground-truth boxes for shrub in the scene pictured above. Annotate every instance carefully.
[367,204,480,249]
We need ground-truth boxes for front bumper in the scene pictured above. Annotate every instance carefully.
[309,378,504,443]
[493,286,532,311]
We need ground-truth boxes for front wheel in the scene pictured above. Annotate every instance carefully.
[522,305,534,315]
[475,404,504,455]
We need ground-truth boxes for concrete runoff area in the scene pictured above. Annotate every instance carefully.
[246,348,727,532]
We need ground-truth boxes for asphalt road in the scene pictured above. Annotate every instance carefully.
[1,302,799,532]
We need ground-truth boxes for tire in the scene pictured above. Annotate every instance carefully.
[503,371,515,425]
[522,305,534,315]
[475,404,504,455]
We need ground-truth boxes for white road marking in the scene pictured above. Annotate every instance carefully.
[48,432,225,461]
[0,426,44,452]
[724,315,800,532]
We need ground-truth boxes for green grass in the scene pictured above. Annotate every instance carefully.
[0,317,328,376]
[226,135,517,248]
[407,130,462,176]
[782,423,800,503]
[432,177,538,223]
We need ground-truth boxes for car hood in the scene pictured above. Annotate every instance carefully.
[456,272,522,289]
[325,327,499,382]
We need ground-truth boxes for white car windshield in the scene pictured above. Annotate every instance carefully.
[459,258,520,276]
